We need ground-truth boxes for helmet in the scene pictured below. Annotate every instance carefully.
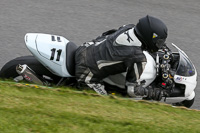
[134,15,168,53]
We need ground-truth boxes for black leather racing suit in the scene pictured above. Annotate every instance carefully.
[75,24,147,95]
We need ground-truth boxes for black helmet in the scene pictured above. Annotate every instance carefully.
[134,15,168,53]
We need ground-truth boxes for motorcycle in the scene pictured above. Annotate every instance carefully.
[0,33,197,108]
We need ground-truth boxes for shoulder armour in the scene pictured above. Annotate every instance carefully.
[114,28,142,47]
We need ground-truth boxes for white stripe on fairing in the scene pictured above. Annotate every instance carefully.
[97,60,123,69]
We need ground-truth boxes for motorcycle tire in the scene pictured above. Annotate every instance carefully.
[173,98,195,108]
[0,56,60,83]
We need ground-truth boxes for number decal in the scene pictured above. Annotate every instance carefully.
[50,48,56,60]
[57,37,61,42]
[50,48,62,61]
[51,36,56,41]
[51,35,62,42]
[56,49,62,61]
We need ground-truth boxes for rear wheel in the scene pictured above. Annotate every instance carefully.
[0,56,61,83]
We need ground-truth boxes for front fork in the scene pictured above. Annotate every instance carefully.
[16,64,48,85]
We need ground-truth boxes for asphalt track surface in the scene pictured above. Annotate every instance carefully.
[0,0,200,109]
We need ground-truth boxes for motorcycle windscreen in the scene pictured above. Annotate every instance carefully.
[175,51,195,77]
[173,47,197,97]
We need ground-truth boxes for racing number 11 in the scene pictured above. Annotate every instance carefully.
[50,48,62,61]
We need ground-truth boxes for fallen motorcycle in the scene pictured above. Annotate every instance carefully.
[0,33,197,108]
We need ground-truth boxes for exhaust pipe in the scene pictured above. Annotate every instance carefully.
[16,64,48,85]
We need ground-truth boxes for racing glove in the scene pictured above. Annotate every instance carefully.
[127,83,165,101]
[146,86,163,101]
[126,83,148,97]
[148,86,170,101]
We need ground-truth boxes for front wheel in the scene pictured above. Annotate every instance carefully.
[172,98,195,108]
[0,56,61,83]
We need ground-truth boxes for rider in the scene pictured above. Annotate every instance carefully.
[75,15,168,100]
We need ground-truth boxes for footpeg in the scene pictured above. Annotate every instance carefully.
[16,64,48,85]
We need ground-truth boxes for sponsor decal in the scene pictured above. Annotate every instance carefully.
[24,74,31,81]
[153,33,158,38]
[189,70,193,74]
[175,76,182,82]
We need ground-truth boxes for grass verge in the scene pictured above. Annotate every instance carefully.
[0,81,200,133]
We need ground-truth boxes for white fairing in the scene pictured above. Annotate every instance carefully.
[164,91,195,104]
[140,51,157,87]
[169,43,197,100]
[174,74,197,99]
[103,51,156,88]
[24,33,72,77]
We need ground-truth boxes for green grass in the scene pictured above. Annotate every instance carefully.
[0,81,200,133]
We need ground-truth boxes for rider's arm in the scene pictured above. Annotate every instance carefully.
[125,60,165,101]
[125,61,147,97]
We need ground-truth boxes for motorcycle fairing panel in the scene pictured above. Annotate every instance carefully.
[173,47,197,100]
[24,33,74,77]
